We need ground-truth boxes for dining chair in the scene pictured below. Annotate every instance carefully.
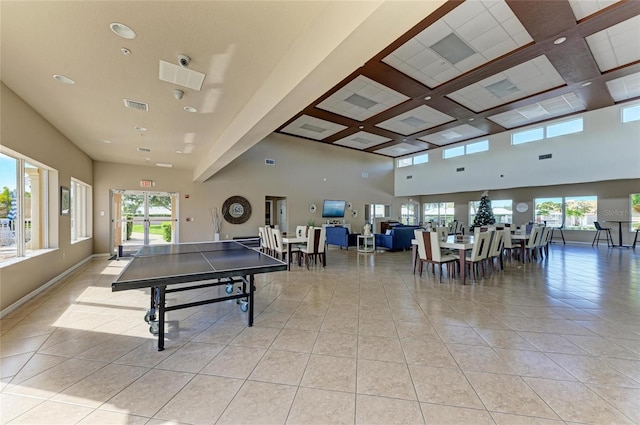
[258,226,267,253]
[272,228,300,263]
[265,226,276,256]
[524,226,543,261]
[633,228,639,249]
[486,229,504,272]
[592,221,613,247]
[299,227,326,269]
[539,226,553,258]
[423,231,457,282]
[453,231,491,282]
[414,229,426,275]
[296,225,307,238]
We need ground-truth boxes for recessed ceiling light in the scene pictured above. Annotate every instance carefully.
[134,126,147,131]
[156,163,173,168]
[581,81,592,87]
[176,150,182,154]
[553,36,567,45]
[183,106,197,113]
[110,22,136,39]
[358,126,364,130]
[100,139,112,144]
[53,74,75,84]
[468,118,475,121]
[121,47,132,55]
[424,96,432,101]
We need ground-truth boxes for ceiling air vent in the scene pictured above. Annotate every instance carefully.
[137,147,151,153]
[456,167,465,172]
[265,158,275,166]
[539,153,552,160]
[123,99,149,111]
[406,175,413,179]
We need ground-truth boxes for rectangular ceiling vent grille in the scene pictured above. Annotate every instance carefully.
[456,167,465,172]
[361,172,369,178]
[123,99,149,111]
[137,147,151,153]
[265,158,275,166]
[406,175,413,179]
[539,153,552,160]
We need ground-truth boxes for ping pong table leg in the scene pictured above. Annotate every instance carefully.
[248,275,254,327]
[158,286,166,351]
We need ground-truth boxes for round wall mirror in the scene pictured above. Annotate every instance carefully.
[515,202,529,213]
[222,196,252,224]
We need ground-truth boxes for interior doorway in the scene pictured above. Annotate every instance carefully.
[265,195,287,232]
[110,190,178,256]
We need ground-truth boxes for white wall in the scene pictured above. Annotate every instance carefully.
[395,103,640,196]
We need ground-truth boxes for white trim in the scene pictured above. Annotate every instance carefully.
[0,254,99,318]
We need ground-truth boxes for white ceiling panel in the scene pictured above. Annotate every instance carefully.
[586,15,640,72]
[418,124,488,145]
[606,71,640,102]
[280,115,347,140]
[333,131,391,150]
[316,75,410,121]
[487,92,585,128]
[568,0,622,20]
[375,105,454,135]
[382,0,532,88]
[446,55,566,112]
[374,142,429,157]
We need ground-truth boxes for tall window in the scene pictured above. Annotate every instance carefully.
[469,199,512,224]
[0,150,49,263]
[71,178,92,242]
[401,203,419,225]
[423,202,454,225]
[534,197,563,227]
[630,194,639,231]
[622,104,640,123]
[565,196,597,230]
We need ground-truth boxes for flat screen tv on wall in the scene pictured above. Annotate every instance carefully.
[322,200,346,218]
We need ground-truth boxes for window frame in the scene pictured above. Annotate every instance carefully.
[70,178,92,243]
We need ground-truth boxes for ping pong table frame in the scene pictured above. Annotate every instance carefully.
[112,263,287,351]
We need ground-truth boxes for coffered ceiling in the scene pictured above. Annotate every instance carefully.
[278,0,640,158]
[2,1,639,184]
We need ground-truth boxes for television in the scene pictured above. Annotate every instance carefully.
[322,200,346,218]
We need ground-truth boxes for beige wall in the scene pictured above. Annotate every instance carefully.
[419,179,640,245]
[93,133,397,254]
[0,83,94,311]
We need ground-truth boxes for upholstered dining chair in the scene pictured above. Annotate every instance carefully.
[423,230,457,282]
[296,225,307,238]
[258,227,267,254]
[272,228,300,263]
[453,231,491,281]
[299,227,326,269]
[524,226,544,261]
[486,229,505,272]
[539,226,553,258]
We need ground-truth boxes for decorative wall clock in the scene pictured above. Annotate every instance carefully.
[222,195,252,224]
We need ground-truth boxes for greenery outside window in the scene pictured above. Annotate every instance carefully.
[534,198,563,227]
[630,194,639,231]
[401,203,419,225]
[564,196,597,230]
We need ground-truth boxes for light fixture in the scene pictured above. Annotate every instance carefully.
[176,150,182,154]
[424,96,432,101]
[121,47,131,55]
[100,139,112,144]
[110,22,136,39]
[358,125,364,130]
[468,117,475,121]
[183,106,197,113]
[156,163,173,168]
[134,126,147,131]
[553,36,567,45]
[581,81,592,87]
[53,74,75,84]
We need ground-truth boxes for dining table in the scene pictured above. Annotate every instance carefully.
[603,220,632,248]
[281,235,306,270]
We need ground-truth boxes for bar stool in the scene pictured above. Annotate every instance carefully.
[592,221,613,247]
[633,228,639,249]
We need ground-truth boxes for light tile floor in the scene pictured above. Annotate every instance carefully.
[1,245,639,424]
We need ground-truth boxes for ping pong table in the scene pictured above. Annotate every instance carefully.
[112,240,287,351]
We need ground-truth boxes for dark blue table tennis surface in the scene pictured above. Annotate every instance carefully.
[113,240,287,290]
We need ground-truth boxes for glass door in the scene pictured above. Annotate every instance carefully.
[110,190,178,256]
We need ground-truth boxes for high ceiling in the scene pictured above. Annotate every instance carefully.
[278,0,640,158]
[2,1,639,183]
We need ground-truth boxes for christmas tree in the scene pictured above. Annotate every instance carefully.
[472,191,496,229]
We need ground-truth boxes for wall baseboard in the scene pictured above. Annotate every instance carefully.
[0,254,104,319]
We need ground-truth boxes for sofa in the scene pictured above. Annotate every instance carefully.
[375,225,421,251]
[325,226,358,249]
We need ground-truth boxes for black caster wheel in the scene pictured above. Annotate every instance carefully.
[144,310,154,323]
